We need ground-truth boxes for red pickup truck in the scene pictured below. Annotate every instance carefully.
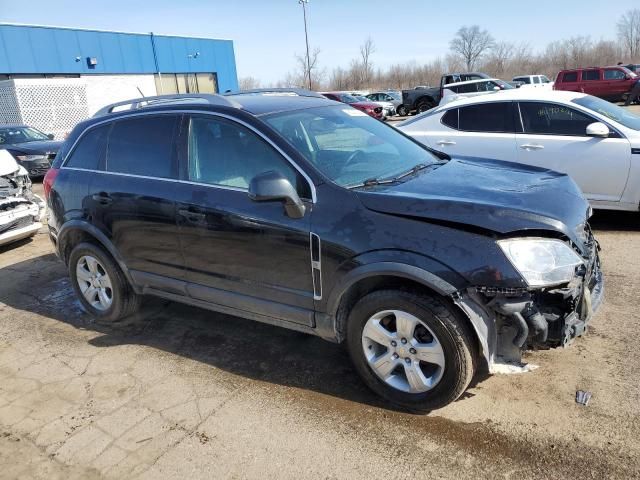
[554,66,638,101]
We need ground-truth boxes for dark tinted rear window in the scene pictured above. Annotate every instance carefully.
[458,102,512,132]
[65,124,110,170]
[441,109,458,129]
[563,72,578,82]
[106,115,179,178]
[582,70,599,81]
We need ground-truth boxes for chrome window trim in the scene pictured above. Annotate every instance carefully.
[61,109,317,203]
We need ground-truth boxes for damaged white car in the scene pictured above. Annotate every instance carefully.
[0,149,46,247]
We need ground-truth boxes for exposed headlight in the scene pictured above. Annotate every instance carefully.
[498,238,584,287]
[15,154,47,162]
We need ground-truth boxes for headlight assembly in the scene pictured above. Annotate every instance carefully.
[16,154,47,162]
[498,238,584,287]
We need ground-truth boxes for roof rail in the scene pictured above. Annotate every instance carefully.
[93,93,241,117]
[224,88,325,99]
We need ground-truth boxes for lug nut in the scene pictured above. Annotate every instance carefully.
[404,358,411,364]
[392,353,399,360]
[401,338,407,344]
[390,340,397,347]
[409,348,417,355]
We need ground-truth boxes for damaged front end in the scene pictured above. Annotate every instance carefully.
[0,164,46,247]
[455,226,604,371]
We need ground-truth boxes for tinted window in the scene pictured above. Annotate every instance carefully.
[441,109,458,129]
[107,115,178,178]
[188,116,309,198]
[66,124,110,170]
[458,103,512,132]
[533,77,540,84]
[604,69,625,80]
[563,72,578,82]
[519,102,595,136]
[582,70,600,81]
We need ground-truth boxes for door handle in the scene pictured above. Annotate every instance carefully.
[91,193,112,205]
[178,208,206,222]
[436,140,456,146]
[520,144,545,150]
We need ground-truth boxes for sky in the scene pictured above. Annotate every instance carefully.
[1,0,638,83]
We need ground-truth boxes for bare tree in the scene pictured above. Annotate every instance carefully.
[449,25,495,70]
[295,47,323,90]
[484,41,514,77]
[618,9,640,59]
[359,37,376,86]
[239,76,261,90]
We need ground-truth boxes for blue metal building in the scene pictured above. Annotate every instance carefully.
[0,23,239,92]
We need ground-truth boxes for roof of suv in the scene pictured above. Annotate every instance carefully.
[225,93,336,116]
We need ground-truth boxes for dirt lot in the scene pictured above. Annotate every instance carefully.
[1,182,640,479]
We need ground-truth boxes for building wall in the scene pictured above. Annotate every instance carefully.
[0,24,239,92]
[83,75,157,116]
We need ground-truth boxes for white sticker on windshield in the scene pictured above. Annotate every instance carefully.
[342,109,367,117]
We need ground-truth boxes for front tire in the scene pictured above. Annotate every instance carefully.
[346,290,476,412]
[69,242,141,322]
[396,104,408,116]
[416,100,435,113]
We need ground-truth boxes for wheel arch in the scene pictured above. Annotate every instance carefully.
[57,220,137,291]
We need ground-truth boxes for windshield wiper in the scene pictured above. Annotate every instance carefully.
[346,162,446,190]
[346,177,397,189]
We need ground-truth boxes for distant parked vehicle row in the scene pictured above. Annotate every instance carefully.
[512,75,553,88]
[554,65,637,102]
[320,92,384,120]
[0,125,61,178]
[398,88,640,212]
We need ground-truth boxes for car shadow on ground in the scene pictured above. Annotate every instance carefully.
[589,210,640,232]
[2,253,491,413]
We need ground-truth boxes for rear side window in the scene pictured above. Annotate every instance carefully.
[604,69,625,80]
[582,70,600,81]
[441,109,458,129]
[106,115,179,178]
[532,77,540,84]
[563,72,578,82]
[65,124,110,170]
[458,102,512,133]
[519,102,595,136]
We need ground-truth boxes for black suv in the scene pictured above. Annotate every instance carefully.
[45,91,603,412]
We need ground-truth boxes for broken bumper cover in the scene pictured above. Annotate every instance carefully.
[455,250,604,372]
[0,196,45,247]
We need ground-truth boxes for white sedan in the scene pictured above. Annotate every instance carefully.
[398,89,640,211]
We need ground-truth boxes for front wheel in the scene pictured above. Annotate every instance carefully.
[346,290,476,412]
[416,100,435,113]
[396,104,408,116]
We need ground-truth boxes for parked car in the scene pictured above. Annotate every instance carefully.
[46,92,603,412]
[367,91,405,116]
[440,78,514,105]
[554,66,638,102]
[320,92,384,119]
[353,94,395,118]
[0,125,61,177]
[398,88,640,211]
[402,73,491,114]
[512,75,553,88]
[623,64,640,74]
[0,149,46,247]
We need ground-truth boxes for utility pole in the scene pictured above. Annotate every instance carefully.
[299,0,312,90]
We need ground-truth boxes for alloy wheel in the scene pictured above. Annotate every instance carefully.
[361,309,445,393]
[76,255,113,311]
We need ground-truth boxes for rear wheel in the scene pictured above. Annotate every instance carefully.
[69,242,141,322]
[346,290,476,412]
[416,99,435,113]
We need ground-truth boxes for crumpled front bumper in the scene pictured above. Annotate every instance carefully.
[0,194,46,247]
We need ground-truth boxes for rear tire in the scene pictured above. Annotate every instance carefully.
[69,242,141,322]
[346,289,476,412]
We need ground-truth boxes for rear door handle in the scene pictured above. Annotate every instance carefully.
[91,193,112,205]
[520,144,544,150]
[178,208,206,222]
[436,140,456,146]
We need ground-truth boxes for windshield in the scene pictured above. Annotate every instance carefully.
[495,80,514,90]
[0,126,49,145]
[387,92,401,101]
[338,94,360,103]
[264,105,439,187]
[572,95,640,131]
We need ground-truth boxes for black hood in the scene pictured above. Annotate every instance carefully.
[4,140,62,156]
[356,157,591,252]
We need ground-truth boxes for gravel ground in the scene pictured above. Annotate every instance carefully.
[1,173,639,479]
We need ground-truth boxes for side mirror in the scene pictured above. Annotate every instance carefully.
[248,170,306,219]
[47,133,54,140]
[586,122,610,138]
